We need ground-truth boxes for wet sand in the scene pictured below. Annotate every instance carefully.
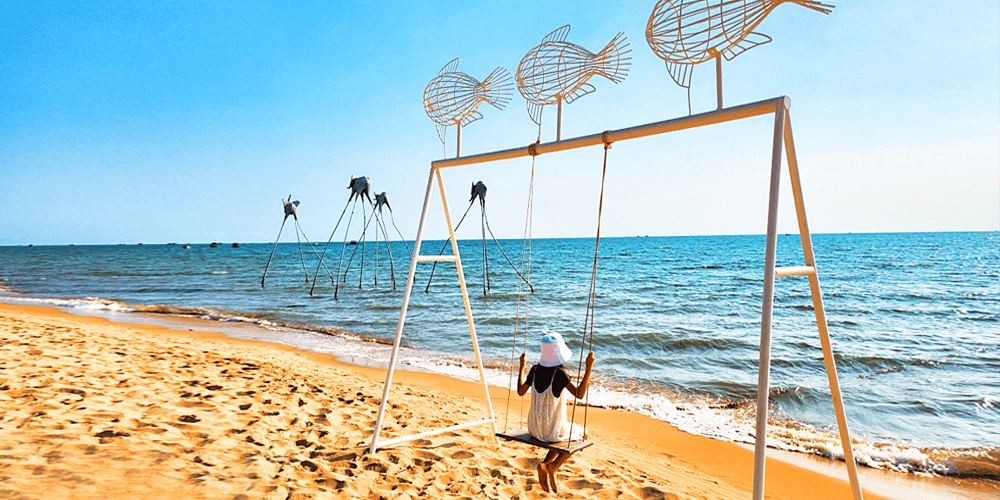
[1,302,994,499]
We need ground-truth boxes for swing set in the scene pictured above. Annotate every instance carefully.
[368,96,865,500]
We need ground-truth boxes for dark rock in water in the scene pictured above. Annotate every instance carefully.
[349,240,358,245]
[137,243,143,246]
[167,242,176,245]
[209,242,219,248]
[231,243,240,248]
[182,245,191,249]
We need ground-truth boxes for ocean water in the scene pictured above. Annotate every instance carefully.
[1,232,997,478]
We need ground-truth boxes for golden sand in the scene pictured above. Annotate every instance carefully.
[1,302,984,499]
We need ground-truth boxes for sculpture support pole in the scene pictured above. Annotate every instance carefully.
[456,122,462,158]
[714,50,723,111]
[557,96,563,141]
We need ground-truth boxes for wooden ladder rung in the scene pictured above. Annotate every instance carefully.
[774,265,815,278]
[415,255,459,263]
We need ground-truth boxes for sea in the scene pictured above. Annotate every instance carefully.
[1,231,997,480]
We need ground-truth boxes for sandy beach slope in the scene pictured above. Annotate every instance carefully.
[0,302,981,499]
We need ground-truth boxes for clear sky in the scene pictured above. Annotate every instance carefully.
[3,0,998,245]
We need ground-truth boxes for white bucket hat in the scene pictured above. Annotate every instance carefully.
[539,333,573,367]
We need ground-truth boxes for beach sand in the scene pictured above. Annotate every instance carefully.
[0,302,991,499]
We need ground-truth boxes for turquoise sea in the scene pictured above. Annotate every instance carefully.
[1,231,997,479]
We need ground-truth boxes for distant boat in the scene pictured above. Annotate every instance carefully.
[349,240,358,245]
[182,245,191,249]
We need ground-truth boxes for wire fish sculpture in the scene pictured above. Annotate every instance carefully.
[516,25,631,126]
[646,0,834,89]
[423,58,514,146]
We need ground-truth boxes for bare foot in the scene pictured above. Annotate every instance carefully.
[537,463,550,492]
[548,465,558,494]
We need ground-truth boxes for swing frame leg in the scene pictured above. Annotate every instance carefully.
[753,103,863,500]
[370,165,498,454]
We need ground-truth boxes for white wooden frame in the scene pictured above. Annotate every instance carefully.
[370,96,864,500]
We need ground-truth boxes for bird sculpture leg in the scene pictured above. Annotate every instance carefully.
[373,208,380,287]
[310,198,352,296]
[294,219,309,283]
[260,217,288,288]
[425,198,475,293]
[358,202,367,289]
[388,210,412,259]
[376,211,397,290]
[484,210,533,292]
[296,221,335,284]
[481,205,489,295]
[334,198,360,300]
[342,207,376,282]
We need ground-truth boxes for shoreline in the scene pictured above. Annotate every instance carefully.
[2,302,996,499]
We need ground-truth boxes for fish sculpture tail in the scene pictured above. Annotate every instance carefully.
[791,0,834,15]
[594,32,632,84]
[480,67,514,111]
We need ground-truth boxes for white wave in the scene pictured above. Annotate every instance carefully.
[0,295,133,313]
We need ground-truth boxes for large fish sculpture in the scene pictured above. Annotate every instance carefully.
[423,58,513,145]
[516,25,631,126]
[646,0,833,89]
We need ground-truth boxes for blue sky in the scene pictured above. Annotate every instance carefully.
[3,0,998,245]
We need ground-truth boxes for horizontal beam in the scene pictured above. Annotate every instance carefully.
[775,266,816,278]
[371,418,494,451]
[432,96,790,169]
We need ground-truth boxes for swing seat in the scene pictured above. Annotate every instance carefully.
[496,428,593,454]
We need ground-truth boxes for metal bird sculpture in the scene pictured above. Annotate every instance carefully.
[348,176,372,204]
[424,58,514,150]
[364,191,413,291]
[516,25,631,128]
[310,177,375,298]
[425,181,533,296]
[646,0,833,102]
[261,196,330,288]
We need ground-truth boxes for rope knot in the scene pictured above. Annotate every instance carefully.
[527,139,541,157]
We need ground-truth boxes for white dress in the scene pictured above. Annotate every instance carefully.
[527,368,585,443]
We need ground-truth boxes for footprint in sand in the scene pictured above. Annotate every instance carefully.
[630,486,677,500]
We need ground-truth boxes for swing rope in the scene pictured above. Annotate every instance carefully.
[501,129,611,449]
[568,133,612,442]
[503,133,539,432]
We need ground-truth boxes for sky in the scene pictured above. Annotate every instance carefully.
[2,0,998,245]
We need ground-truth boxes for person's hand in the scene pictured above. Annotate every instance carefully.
[585,351,595,369]
[519,353,526,370]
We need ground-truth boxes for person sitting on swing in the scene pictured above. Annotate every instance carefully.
[517,332,595,493]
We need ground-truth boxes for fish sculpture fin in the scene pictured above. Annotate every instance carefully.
[481,67,513,110]
[525,101,543,126]
[460,111,483,127]
[440,57,460,75]
[435,124,447,146]
[541,25,570,44]
[564,83,595,104]
[722,32,772,61]
[293,201,300,207]
[665,60,693,89]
